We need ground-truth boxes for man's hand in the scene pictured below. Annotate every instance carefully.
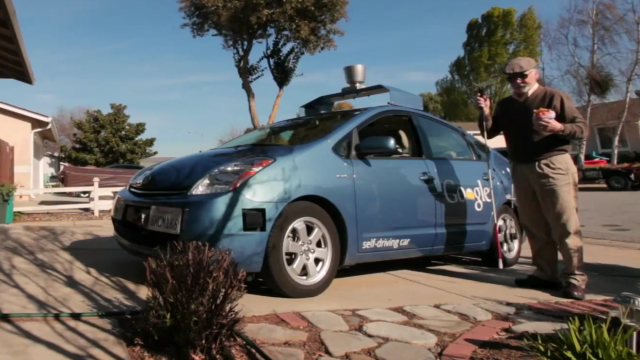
[536,116,565,134]
[476,94,491,116]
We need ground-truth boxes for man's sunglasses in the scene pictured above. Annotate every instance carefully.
[506,72,531,82]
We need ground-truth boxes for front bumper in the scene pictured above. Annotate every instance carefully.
[112,189,285,273]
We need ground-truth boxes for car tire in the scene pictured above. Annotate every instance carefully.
[262,201,341,298]
[606,174,632,191]
[482,204,522,268]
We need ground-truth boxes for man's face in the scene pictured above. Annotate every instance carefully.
[506,69,538,93]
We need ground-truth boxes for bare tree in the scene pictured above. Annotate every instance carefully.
[216,126,252,146]
[609,0,640,164]
[545,0,624,166]
[44,105,91,154]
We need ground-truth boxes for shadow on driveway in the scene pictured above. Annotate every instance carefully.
[0,225,143,359]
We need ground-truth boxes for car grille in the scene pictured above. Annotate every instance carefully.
[113,205,181,248]
[128,186,187,198]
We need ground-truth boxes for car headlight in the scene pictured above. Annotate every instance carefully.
[189,157,275,195]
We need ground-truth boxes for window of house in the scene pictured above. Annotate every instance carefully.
[357,114,422,158]
[596,126,628,152]
[414,116,476,160]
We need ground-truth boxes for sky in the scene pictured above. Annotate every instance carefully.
[3,0,561,157]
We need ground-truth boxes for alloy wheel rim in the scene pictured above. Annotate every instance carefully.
[498,213,520,260]
[282,217,332,286]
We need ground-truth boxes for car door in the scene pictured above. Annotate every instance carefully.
[352,111,438,253]
[413,114,494,254]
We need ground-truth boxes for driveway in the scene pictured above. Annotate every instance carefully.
[1,220,638,317]
[1,220,639,359]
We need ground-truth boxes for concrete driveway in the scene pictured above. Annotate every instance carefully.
[1,220,638,317]
[1,219,639,359]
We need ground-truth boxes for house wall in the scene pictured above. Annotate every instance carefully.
[0,108,32,198]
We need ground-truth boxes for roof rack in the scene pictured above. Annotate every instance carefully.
[298,65,424,116]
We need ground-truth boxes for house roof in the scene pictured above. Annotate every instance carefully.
[0,0,35,85]
[577,98,640,126]
[140,156,176,166]
[0,101,58,142]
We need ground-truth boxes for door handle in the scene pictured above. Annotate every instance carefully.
[420,172,442,193]
[482,173,490,181]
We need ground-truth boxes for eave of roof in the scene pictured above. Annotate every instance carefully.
[0,101,58,142]
[0,0,35,85]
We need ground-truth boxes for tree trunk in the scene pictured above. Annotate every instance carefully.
[241,78,261,129]
[611,88,631,165]
[267,88,285,125]
[577,97,593,168]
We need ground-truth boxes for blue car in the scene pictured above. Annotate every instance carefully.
[112,67,523,298]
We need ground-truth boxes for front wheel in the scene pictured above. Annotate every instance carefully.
[261,201,341,298]
[482,204,523,268]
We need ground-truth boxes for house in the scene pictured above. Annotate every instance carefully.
[0,0,59,200]
[0,102,58,199]
[577,98,640,158]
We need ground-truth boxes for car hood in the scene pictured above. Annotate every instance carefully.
[130,145,292,192]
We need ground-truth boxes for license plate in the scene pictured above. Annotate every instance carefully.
[148,206,182,234]
[584,170,602,179]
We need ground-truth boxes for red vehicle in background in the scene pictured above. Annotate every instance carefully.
[495,147,639,191]
[59,164,143,197]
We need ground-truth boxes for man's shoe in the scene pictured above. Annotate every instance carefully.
[562,283,586,300]
[514,275,563,291]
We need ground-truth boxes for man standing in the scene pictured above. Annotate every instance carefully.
[476,57,588,300]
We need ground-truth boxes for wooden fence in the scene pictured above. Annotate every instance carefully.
[0,138,14,185]
[14,178,123,216]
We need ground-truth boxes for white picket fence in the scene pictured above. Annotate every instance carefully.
[14,178,124,216]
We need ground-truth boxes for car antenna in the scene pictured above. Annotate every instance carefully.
[477,85,503,270]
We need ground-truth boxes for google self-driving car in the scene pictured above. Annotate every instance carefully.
[112,65,523,298]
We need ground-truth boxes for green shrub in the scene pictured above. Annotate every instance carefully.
[525,315,640,360]
[136,241,247,359]
[0,183,17,201]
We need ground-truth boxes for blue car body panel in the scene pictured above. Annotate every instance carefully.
[113,87,517,275]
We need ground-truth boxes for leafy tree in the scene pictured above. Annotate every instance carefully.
[178,0,349,129]
[419,92,444,117]
[332,101,354,110]
[264,32,304,125]
[435,6,543,121]
[60,103,157,167]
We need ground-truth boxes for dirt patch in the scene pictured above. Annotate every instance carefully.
[470,334,539,360]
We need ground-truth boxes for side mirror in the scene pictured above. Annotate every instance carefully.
[356,136,398,157]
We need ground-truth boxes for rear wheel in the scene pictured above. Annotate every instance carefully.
[262,201,341,298]
[482,204,522,268]
[606,174,632,191]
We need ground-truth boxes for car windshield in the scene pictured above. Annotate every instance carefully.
[217,109,364,148]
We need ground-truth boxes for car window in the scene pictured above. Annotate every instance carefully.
[217,109,364,148]
[415,116,476,160]
[357,114,422,158]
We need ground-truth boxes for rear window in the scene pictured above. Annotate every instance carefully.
[217,109,363,148]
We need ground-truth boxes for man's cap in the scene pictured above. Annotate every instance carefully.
[503,57,537,74]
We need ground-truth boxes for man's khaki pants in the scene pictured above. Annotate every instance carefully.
[511,153,587,288]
